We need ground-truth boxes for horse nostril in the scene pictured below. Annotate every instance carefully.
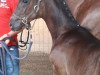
[10,19,17,30]
[10,23,14,31]
[10,19,13,26]
[10,19,23,31]
[10,19,15,25]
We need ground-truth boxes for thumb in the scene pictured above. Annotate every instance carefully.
[0,34,8,41]
[5,39,10,45]
[0,39,10,48]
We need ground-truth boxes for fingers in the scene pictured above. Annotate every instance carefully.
[0,34,7,41]
[0,34,10,48]
[0,39,10,48]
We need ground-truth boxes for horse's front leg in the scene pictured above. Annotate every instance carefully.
[49,48,68,75]
[52,64,60,75]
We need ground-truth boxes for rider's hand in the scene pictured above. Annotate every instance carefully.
[0,30,22,47]
[0,34,10,47]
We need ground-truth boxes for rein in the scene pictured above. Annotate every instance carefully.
[0,31,33,75]
[0,41,14,75]
[11,0,42,50]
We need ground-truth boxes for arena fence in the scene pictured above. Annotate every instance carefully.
[18,19,52,75]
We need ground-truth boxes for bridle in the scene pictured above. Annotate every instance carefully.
[11,0,42,31]
[2,0,81,75]
[19,0,42,30]
[12,0,81,31]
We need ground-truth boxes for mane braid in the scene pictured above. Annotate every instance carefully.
[54,0,80,29]
[54,0,100,43]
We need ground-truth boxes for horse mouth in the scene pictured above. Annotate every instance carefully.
[10,19,25,31]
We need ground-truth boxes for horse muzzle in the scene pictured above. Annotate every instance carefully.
[10,18,25,31]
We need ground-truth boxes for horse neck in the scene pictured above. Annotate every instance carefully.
[43,14,69,42]
[42,1,77,43]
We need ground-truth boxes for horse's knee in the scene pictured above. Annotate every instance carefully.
[49,53,61,75]
[49,50,62,64]
[52,64,60,75]
[50,49,66,65]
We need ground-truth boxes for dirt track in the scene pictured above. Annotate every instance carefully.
[20,51,52,75]
[19,19,53,75]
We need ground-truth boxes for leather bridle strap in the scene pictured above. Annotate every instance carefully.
[0,32,33,75]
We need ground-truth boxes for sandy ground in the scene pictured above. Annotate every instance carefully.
[20,51,52,75]
[19,19,53,75]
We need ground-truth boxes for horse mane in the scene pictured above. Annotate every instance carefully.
[54,0,79,27]
[54,0,100,43]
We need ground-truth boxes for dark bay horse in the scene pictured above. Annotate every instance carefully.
[10,0,100,75]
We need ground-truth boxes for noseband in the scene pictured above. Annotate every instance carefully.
[22,0,42,30]
[22,0,42,29]
[34,0,42,13]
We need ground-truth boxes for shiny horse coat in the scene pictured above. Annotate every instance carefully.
[10,0,100,75]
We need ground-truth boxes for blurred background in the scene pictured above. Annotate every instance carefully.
[18,19,53,75]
